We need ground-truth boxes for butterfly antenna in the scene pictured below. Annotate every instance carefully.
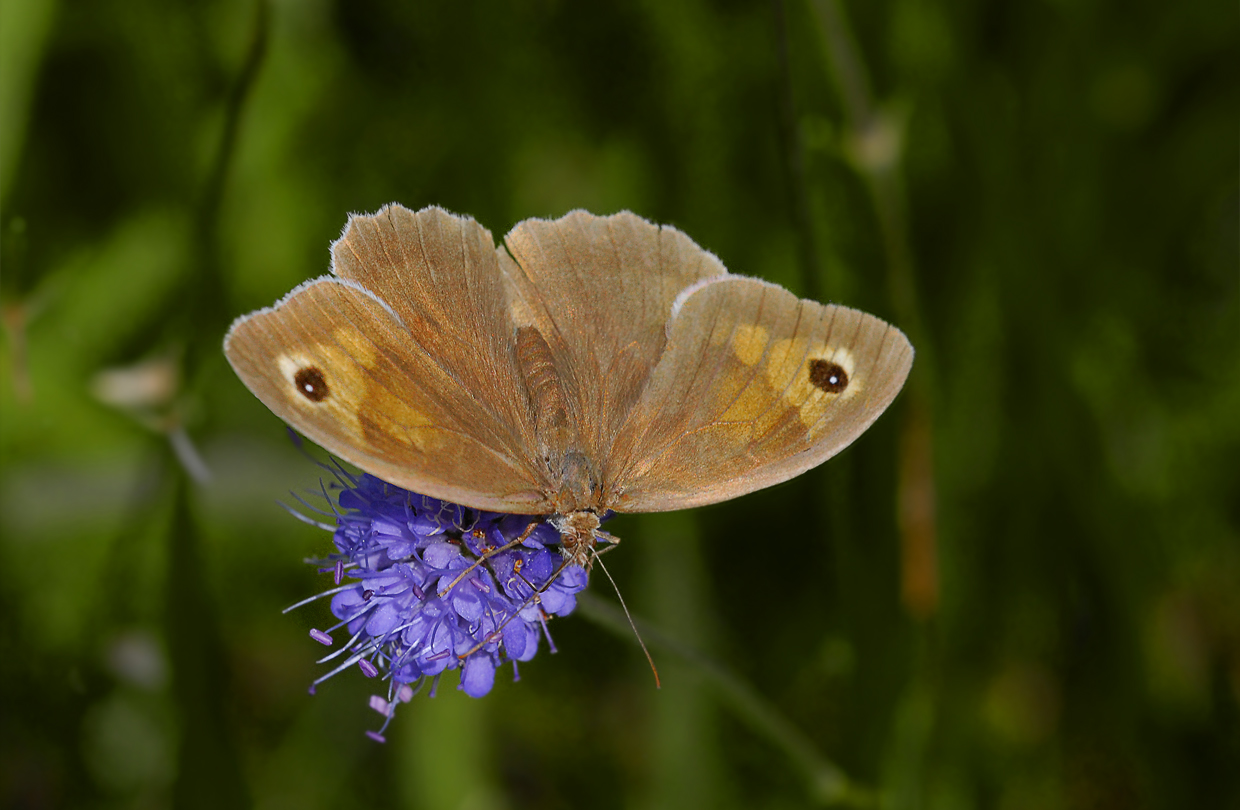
[594,552,660,689]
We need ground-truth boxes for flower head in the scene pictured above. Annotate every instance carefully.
[289,470,591,741]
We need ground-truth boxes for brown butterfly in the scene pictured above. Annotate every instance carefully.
[224,205,913,567]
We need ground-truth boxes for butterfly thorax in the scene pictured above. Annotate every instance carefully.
[548,449,603,509]
[547,452,612,571]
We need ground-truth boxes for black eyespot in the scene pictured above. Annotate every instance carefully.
[809,359,849,393]
[294,367,330,402]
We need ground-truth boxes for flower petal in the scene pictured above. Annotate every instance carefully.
[424,542,459,569]
[461,654,496,698]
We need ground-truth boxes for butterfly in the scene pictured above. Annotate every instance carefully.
[224,205,913,567]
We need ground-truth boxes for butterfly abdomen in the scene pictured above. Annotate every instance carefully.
[516,324,567,425]
[515,325,606,512]
[515,323,574,457]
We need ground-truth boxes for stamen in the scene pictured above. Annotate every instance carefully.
[283,583,354,614]
[317,478,346,519]
[280,500,337,531]
[316,627,367,663]
[539,613,559,654]
[312,651,373,687]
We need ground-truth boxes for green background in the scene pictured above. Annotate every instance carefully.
[2,1,1236,808]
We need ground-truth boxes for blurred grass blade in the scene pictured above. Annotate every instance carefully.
[165,469,250,809]
[0,0,57,204]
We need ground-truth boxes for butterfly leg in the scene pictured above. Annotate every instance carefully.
[457,554,578,660]
[436,519,542,598]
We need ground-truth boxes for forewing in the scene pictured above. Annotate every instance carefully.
[609,276,913,511]
[224,206,551,513]
[331,204,535,439]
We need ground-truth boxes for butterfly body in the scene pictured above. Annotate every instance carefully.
[225,205,913,566]
[549,510,608,570]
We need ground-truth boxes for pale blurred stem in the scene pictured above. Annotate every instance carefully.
[810,0,920,339]
[578,593,879,808]
[810,0,872,146]
[810,0,939,620]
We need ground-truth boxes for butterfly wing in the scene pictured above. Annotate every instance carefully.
[227,206,910,516]
[224,205,552,512]
[608,276,913,511]
[497,211,728,499]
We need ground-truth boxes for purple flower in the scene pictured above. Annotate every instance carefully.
[287,470,593,739]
